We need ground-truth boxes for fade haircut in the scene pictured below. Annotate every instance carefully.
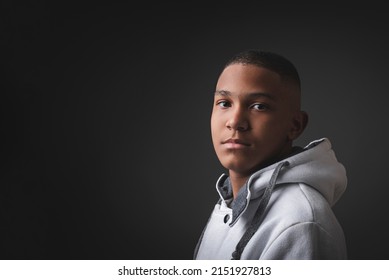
[224,49,301,90]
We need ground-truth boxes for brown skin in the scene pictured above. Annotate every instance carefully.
[211,63,308,197]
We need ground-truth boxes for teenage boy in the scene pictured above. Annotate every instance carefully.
[194,49,347,260]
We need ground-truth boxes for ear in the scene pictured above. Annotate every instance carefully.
[288,110,309,141]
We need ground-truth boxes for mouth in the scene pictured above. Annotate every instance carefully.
[221,138,250,149]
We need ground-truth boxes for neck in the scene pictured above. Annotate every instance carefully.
[228,171,250,199]
[229,144,295,198]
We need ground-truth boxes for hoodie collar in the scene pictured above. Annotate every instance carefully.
[216,160,290,226]
[216,174,250,226]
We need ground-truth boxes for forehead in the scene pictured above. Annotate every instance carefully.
[216,64,285,97]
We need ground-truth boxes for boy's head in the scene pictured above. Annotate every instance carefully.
[211,49,308,176]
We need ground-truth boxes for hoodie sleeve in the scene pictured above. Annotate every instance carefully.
[259,222,347,260]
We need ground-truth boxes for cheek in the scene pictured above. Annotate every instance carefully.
[210,113,223,137]
[251,116,290,142]
[210,114,228,158]
[210,116,218,149]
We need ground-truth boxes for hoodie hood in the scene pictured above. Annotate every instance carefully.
[216,138,347,226]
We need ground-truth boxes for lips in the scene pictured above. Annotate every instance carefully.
[222,138,250,148]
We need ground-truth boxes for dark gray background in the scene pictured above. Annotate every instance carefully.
[2,3,388,259]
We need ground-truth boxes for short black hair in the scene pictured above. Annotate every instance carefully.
[224,49,301,89]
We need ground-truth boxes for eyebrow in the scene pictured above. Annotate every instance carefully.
[214,90,276,100]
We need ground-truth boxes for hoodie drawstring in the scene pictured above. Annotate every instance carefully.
[231,161,289,260]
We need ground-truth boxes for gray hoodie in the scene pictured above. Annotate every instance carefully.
[194,138,347,260]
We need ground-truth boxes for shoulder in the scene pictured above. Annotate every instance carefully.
[265,183,338,227]
[247,183,346,259]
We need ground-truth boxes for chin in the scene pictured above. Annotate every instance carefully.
[221,161,252,174]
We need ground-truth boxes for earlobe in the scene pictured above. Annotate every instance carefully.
[288,111,309,140]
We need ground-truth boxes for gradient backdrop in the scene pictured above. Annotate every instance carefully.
[2,3,388,259]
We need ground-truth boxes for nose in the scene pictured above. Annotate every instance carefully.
[226,107,249,131]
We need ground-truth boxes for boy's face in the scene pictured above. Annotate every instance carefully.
[211,63,301,176]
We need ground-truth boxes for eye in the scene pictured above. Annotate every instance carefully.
[216,100,231,108]
[251,103,268,111]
